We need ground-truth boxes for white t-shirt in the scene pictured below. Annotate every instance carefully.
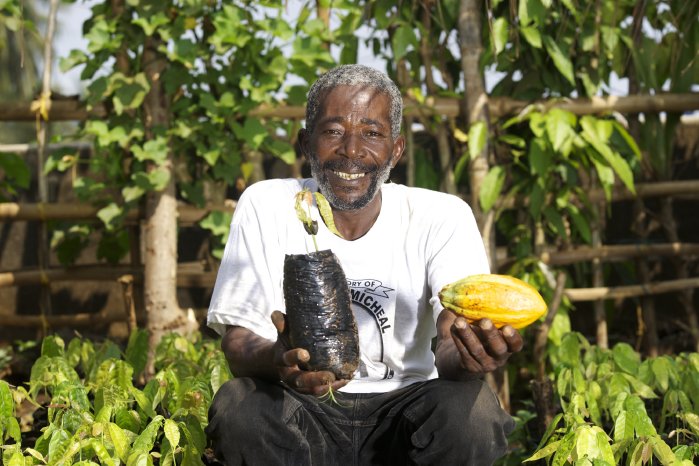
[207,178,489,393]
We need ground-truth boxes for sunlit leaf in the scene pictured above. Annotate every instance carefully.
[468,121,488,160]
[479,165,506,212]
[542,35,575,85]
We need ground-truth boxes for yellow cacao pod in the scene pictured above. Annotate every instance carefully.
[438,274,547,329]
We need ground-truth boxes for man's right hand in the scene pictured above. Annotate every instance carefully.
[271,310,348,396]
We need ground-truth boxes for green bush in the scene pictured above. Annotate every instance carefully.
[1,331,230,466]
[2,331,697,465]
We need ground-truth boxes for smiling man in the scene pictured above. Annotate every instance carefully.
[206,65,523,465]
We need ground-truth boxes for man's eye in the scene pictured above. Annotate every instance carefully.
[366,131,381,138]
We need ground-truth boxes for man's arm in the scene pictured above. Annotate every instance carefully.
[221,312,349,396]
[221,325,278,380]
[434,309,523,380]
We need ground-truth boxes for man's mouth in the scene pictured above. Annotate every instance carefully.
[332,170,366,180]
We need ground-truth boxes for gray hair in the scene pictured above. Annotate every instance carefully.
[305,64,403,139]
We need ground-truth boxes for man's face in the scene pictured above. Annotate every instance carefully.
[302,85,404,211]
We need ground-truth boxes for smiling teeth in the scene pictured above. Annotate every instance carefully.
[334,171,365,180]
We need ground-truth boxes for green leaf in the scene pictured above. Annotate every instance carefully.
[147,168,170,191]
[621,374,657,399]
[651,357,671,392]
[0,153,30,191]
[2,416,21,444]
[314,192,343,238]
[479,165,506,212]
[528,138,551,175]
[41,335,65,357]
[528,180,545,219]
[521,25,542,48]
[90,437,116,466]
[265,139,296,165]
[122,185,146,203]
[108,423,131,462]
[574,425,613,463]
[125,329,149,377]
[566,204,592,244]
[391,23,417,61]
[131,137,169,164]
[233,118,268,150]
[542,34,575,85]
[131,415,164,454]
[47,428,71,463]
[625,395,657,436]
[648,436,676,465]
[0,381,15,420]
[468,121,488,160]
[544,206,567,239]
[132,12,170,36]
[545,109,577,154]
[97,202,124,231]
[612,343,641,374]
[614,410,634,443]
[678,412,699,436]
[580,117,636,194]
[612,121,642,160]
[558,333,581,367]
[164,419,180,450]
[492,17,508,55]
[524,440,561,462]
[130,386,157,419]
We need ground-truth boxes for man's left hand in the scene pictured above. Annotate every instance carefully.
[450,317,523,374]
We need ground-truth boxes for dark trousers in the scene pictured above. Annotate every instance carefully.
[207,377,514,466]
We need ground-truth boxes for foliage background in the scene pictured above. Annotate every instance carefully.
[1,0,698,464]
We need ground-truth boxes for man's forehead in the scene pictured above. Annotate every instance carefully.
[317,85,391,117]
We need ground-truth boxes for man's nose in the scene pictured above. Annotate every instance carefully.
[339,132,365,158]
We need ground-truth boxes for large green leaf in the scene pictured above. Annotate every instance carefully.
[542,34,575,85]
[391,23,417,61]
[479,165,506,212]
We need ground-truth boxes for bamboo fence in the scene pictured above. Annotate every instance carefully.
[1,93,698,336]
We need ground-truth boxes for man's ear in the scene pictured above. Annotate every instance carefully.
[297,128,309,157]
[391,135,406,168]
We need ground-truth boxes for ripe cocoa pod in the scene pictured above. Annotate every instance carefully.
[438,274,547,329]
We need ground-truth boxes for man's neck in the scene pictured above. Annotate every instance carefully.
[330,192,382,241]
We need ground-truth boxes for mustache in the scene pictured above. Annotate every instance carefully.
[321,159,377,173]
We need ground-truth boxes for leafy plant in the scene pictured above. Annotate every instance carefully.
[502,333,699,465]
[2,332,231,466]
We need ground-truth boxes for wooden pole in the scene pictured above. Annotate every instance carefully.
[564,277,699,301]
[0,202,235,223]
[495,179,699,210]
[33,0,61,321]
[537,242,699,265]
[0,264,217,288]
[3,93,699,122]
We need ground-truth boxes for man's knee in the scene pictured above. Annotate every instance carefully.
[426,379,513,437]
[409,379,514,464]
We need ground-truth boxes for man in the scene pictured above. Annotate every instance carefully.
[206,64,523,465]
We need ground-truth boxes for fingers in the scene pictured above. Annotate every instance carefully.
[451,317,522,374]
[270,311,351,396]
[501,325,524,353]
[280,348,309,367]
[271,310,286,334]
[281,367,348,396]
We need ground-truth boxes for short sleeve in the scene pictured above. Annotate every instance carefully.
[426,196,490,320]
[206,186,284,340]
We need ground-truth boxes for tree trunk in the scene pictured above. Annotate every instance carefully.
[659,198,699,352]
[459,0,496,267]
[459,0,505,410]
[34,0,61,323]
[142,36,195,376]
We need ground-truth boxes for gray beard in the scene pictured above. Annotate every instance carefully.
[308,154,392,211]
